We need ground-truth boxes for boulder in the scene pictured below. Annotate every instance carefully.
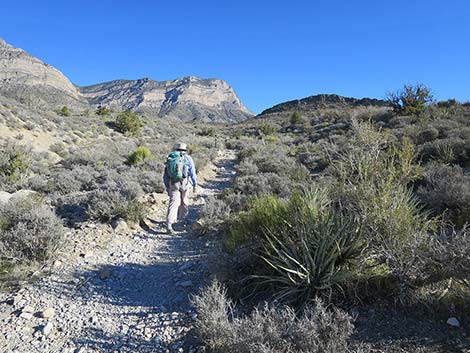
[112,218,128,233]
[0,191,12,205]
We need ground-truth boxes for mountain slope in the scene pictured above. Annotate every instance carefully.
[79,76,253,122]
[0,39,253,122]
[0,39,87,110]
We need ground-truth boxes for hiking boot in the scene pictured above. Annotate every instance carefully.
[167,224,175,235]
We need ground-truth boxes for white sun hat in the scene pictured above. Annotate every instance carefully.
[174,142,187,151]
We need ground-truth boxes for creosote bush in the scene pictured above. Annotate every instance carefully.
[290,111,303,124]
[115,110,144,136]
[57,106,71,117]
[0,195,65,269]
[0,141,30,187]
[192,281,354,353]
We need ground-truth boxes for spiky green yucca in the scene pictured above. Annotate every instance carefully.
[259,192,363,305]
[234,190,364,306]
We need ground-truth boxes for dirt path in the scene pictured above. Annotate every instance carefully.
[0,150,237,353]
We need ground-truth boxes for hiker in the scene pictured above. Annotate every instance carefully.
[163,142,197,234]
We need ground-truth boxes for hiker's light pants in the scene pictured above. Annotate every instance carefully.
[166,180,190,226]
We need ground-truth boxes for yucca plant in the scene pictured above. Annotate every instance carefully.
[249,190,364,306]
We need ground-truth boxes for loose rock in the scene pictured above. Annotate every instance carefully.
[39,308,55,319]
[42,322,53,336]
[447,317,460,327]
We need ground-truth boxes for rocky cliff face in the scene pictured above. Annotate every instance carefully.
[0,39,86,110]
[0,39,253,122]
[79,76,253,122]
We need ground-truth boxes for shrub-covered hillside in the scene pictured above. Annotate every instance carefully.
[195,85,470,352]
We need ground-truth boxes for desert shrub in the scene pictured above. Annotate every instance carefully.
[49,142,68,158]
[57,106,70,117]
[416,164,470,226]
[235,173,292,199]
[416,126,439,144]
[115,110,143,136]
[421,225,470,284]
[228,190,364,305]
[331,121,433,292]
[192,281,354,353]
[64,140,134,168]
[0,142,30,187]
[127,146,152,165]
[46,164,99,195]
[135,169,165,193]
[237,159,259,176]
[437,98,460,109]
[386,83,433,115]
[0,195,65,268]
[259,122,277,136]
[198,126,216,136]
[419,138,470,165]
[96,106,111,116]
[290,111,303,124]
[87,178,146,223]
[238,143,259,161]
[199,192,246,230]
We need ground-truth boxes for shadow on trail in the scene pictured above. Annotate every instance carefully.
[350,307,470,353]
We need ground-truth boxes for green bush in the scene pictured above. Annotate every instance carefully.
[198,126,216,137]
[387,83,433,115]
[259,122,277,136]
[57,106,71,117]
[115,110,143,136]
[228,190,364,305]
[127,146,152,165]
[290,111,303,124]
[0,142,29,184]
[96,106,111,116]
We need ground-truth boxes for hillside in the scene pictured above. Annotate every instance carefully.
[259,93,389,116]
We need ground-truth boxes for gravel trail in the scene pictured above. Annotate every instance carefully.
[0,150,237,353]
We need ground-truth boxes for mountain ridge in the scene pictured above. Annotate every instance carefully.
[260,93,389,116]
[0,39,253,122]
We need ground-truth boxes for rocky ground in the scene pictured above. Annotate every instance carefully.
[0,150,237,353]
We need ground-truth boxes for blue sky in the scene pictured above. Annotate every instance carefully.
[1,0,469,113]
